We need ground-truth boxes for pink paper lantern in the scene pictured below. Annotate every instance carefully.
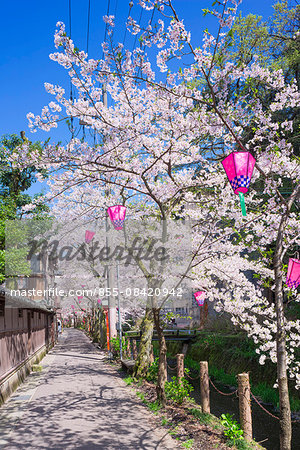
[221,152,256,194]
[85,230,95,243]
[286,258,300,289]
[107,205,127,230]
[78,296,83,300]
[71,305,75,309]
[193,291,206,306]
[97,299,102,304]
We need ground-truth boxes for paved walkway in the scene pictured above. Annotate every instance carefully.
[0,329,177,449]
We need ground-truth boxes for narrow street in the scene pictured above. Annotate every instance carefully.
[0,329,177,449]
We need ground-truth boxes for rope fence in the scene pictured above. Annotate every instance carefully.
[186,371,201,381]
[165,354,300,435]
[166,362,177,370]
[250,391,299,424]
[209,376,238,396]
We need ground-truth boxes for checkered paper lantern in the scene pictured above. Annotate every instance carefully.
[107,205,127,230]
[85,230,95,243]
[194,291,206,306]
[286,258,300,289]
[221,152,256,216]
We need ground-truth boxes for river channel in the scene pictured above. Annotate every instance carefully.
[167,364,300,449]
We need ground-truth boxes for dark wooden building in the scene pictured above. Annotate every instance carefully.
[0,288,55,404]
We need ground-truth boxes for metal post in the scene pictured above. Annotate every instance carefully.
[116,260,122,360]
[103,83,117,341]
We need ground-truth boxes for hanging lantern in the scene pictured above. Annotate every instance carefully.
[221,151,256,216]
[85,230,95,243]
[193,291,206,306]
[107,205,127,230]
[286,258,300,289]
[78,296,83,300]
[71,305,75,309]
[97,299,102,304]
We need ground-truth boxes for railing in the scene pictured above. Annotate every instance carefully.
[125,329,201,338]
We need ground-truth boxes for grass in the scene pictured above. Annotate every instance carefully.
[227,438,258,449]
[188,409,262,449]
[252,382,300,412]
[136,391,161,414]
[161,416,169,426]
[188,408,222,430]
[147,400,161,413]
[168,425,180,436]
[123,375,134,385]
[182,439,194,448]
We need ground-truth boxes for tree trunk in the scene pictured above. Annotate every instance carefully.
[274,219,292,450]
[98,309,108,348]
[153,307,167,406]
[133,308,154,378]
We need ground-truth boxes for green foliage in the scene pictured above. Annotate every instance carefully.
[136,391,145,401]
[168,425,180,436]
[146,357,159,382]
[220,414,244,445]
[168,333,300,412]
[146,400,161,413]
[182,439,194,449]
[228,439,257,450]
[188,408,222,429]
[161,416,169,426]
[123,376,134,385]
[110,336,128,357]
[136,390,161,413]
[0,134,50,283]
[165,370,194,404]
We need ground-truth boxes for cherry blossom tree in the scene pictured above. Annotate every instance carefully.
[10,0,300,444]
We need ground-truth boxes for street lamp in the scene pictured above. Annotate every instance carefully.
[107,205,127,360]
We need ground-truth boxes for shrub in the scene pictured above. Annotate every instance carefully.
[220,413,244,445]
[165,371,194,404]
[146,357,159,382]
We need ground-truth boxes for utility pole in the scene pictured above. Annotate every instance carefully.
[103,83,117,340]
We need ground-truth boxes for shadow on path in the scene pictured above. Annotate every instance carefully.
[0,329,177,450]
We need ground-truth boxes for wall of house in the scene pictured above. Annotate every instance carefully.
[0,308,54,381]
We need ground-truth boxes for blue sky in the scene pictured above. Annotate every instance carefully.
[0,0,277,194]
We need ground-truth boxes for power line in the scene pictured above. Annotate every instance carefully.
[132,8,143,51]
[69,0,72,37]
[86,0,91,54]
[102,0,111,60]
[114,0,118,17]
[103,0,111,44]
[123,1,134,46]
[68,0,74,139]
[136,6,155,81]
